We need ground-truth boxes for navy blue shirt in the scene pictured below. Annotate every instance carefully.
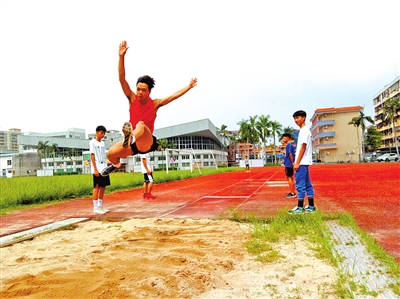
[284,142,296,167]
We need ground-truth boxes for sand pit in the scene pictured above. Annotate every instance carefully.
[1,218,337,298]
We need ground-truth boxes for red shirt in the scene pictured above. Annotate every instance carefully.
[129,97,156,133]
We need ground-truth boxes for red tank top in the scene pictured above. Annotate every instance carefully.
[129,97,156,133]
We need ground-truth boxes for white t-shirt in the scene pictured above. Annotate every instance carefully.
[140,153,152,173]
[295,125,313,165]
[89,139,107,173]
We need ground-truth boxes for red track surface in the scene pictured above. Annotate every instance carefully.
[1,163,399,262]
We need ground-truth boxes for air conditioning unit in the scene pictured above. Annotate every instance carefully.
[326,152,330,155]
[325,137,329,140]
[323,125,328,129]
[323,114,328,117]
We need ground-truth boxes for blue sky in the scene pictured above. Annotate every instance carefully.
[1,0,399,136]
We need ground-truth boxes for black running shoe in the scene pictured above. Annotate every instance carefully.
[122,122,132,148]
[285,193,297,198]
[101,164,117,176]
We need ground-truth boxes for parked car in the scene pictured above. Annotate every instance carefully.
[364,153,379,162]
[376,153,399,162]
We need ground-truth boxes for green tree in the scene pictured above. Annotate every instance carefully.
[348,110,374,161]
[255,114,271,163]
[49,143,59,173]
[382,97,400,156]
[281,126,297,140]
[237,119,250,159]
[157,139,169,151]
[364,127,383,152]
[37,141,50,169]
[217,124,229,164]
[229,131,240,164]
[157,139,176,169]
[237,118,254,159]
[270,120,283,163]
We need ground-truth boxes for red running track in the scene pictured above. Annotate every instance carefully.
[1,163,399,262]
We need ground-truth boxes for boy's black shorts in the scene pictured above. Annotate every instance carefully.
[143,173,155,183]
[131,136,159,155]
[93,174,110,188]
[285,167,294,177]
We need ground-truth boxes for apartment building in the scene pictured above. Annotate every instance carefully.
[310,106,363,163]
[0,128,21,153]
[372,76,400,151]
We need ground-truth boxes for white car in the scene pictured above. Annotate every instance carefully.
[376,153,399,162]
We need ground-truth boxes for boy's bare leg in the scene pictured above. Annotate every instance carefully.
[106,141,134,166]
[288,176,295,194]
[105,121,154,167]
[133,121,154,153]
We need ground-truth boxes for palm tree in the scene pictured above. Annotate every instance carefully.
[255,114,271,163]
[49,143,59,173]
[348,110,374,161]
[237,119,252,159]
[270,120,282,163]
[382,97,400,156]
[37,141,50,169]
[156,139,168,170]
[229,131,240,164]
[217,124,229,164]
[281,126,297,140]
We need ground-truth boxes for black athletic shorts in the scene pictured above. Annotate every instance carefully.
[131,135,159,155]
[93,174,110,188]
[285,167,294,177]
[143,173,155,183]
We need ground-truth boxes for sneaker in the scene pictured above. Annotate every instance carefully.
[285,193,297,198]
[94,207,106,214]
[142,193,147,199]
[304,205,316,213]
[122,122,132,148]
[146,193,156,199]
[101,164,117,176]
[98,206,109,213]
[288,206,304,214]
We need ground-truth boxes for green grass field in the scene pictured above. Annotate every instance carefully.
[0,167,240,214]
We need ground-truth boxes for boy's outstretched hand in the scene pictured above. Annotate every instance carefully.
[190,78,198,88]
[119,40,129,56]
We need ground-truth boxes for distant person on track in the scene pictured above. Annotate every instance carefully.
[90,125,110,214]
[281,133,296,198]
[101,40,197,176]
[289,110,315,214]
[245,156,250,172]
[141,153,156,199]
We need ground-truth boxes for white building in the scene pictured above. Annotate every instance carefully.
[1,119,228,176]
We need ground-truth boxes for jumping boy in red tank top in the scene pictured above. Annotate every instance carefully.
[101,40,197,176]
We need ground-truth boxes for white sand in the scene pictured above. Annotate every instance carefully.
[1,218,337,298]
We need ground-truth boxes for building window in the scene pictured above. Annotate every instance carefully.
[7,160,11,166]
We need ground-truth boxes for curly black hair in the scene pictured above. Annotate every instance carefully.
[137,75,155,90]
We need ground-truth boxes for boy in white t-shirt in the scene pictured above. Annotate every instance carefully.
[141,153,156,199]
[89,125,110,214]
[289,110,315,214]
